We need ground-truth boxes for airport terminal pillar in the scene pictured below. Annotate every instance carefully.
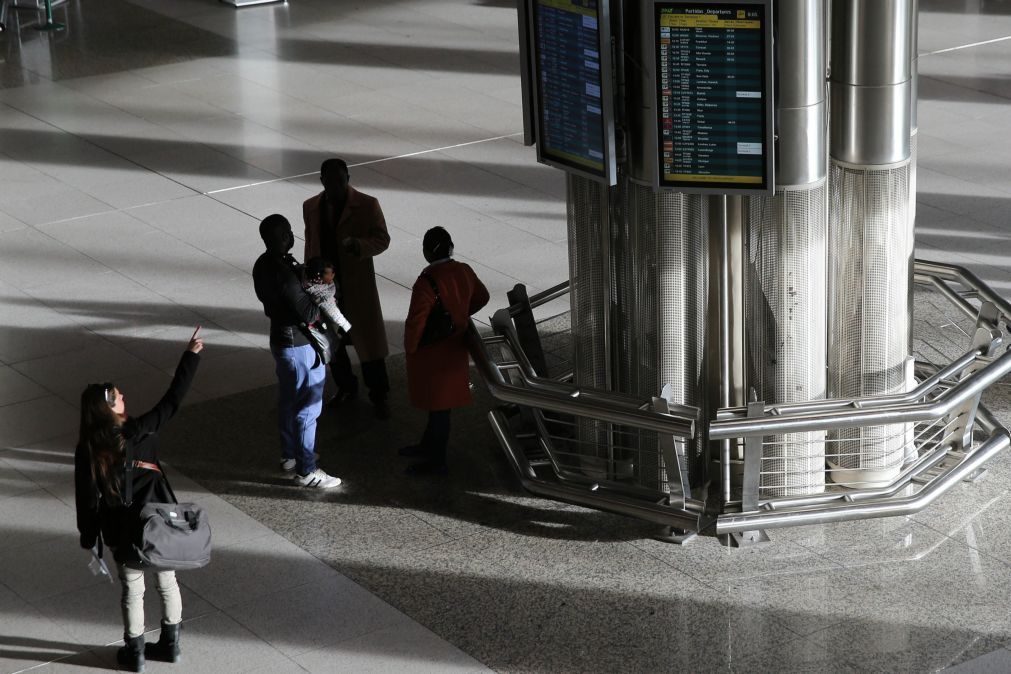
[743,0,828,496]
[827,0,915,486]
[566,173,709,487]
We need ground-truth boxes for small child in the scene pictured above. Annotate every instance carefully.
[303,257,352,336]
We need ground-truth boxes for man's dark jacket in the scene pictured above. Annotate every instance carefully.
[253,251,320,347]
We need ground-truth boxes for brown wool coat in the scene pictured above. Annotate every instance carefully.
[303,187,391,362]
[404,260,490,411]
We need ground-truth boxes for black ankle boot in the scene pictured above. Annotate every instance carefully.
[145,621,181,663]
[117,633,145,672]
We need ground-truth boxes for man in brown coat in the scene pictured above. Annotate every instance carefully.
[303,158,391,419]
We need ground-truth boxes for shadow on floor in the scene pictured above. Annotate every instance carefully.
[162,349,658,544]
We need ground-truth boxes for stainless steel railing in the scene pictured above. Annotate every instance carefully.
[470,260,1011,539]
[468,290,707,529]
[710,350,1011,439]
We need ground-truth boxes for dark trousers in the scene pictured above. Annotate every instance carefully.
[420,410,451,464]
[330,342,389,404]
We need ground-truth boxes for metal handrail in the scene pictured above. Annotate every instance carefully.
[468,323,699,438]
[525,281,569,310]
[474,261,1011,539]
[914,259,1011,322]
[716,348,981,419]
[709,348,1011,439]
[715,430,1010,534]
[488,409,704,530]
[487,312,699,419]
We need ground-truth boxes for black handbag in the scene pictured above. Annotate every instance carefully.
[300,320,332,367]
[123,449,212,571]
[419,272,455,346]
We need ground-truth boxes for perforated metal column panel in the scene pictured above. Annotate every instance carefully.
[567,174,608,390]
[909,131,917,246]
[745,183,828,496]
[827,161,912,487]
[653,189,708,409]
[614,185,708,404]
[905,132,919,463]
[908,130,918,340]
[566,175,610,476]
[619,182,708,491]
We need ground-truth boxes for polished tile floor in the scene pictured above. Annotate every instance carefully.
[1,0,1011,672]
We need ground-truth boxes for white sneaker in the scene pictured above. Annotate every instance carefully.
[293,468,342,489]
[280,453,321,473]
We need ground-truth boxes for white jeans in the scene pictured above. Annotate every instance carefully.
[117,564,182,638]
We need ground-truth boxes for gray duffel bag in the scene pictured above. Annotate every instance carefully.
[124,454,212,571]
[133,501,212,570]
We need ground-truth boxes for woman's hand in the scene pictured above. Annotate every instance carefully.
[187,325,204,354]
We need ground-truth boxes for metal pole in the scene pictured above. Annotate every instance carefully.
[714,195,733,504]
[601,185,615,476]
[602,185,614,392]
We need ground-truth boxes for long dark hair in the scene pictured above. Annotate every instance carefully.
[78,383,125,504]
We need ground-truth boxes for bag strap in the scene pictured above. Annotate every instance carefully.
[161,465,179,505]
[124,435,134,508]
[124,443,176,506]
[133,460,161,473]
[421,271,442,302]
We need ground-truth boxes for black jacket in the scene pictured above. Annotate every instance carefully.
[252,251,320,347]
[75,351,200,563]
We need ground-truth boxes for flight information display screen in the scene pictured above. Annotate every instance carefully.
[654,2,773,193]
[532,0,614,183]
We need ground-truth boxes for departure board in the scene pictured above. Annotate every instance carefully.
[532,0,616,184]
[654,1,773,193]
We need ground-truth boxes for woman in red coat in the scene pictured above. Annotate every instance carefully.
[401,227,489,475]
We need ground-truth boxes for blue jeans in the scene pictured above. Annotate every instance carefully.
[272,344,324,474]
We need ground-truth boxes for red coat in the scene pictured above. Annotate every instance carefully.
[405,260,490,411]
[303,187,391,362]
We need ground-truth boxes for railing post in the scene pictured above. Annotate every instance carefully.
[942,302,1001,455]
[34,0,64,31]
[506,284,551,377]
[726,398,771,546]
[653,392,698,545]
[653,394,692,508]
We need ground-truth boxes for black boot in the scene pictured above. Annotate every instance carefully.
[145,621,181,663]
[116,633,145,672]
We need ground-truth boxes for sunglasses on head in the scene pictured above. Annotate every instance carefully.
[101,383,116,408]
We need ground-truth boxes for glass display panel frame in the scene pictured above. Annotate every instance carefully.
[651,0,775,194]
[529,0,617,185]
[517,0,537,146]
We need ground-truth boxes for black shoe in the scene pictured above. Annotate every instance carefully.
[374,401,391,420]
[327,387,358,409]
[117,633,145,673]
[398,444,429,458]
[145,621,181,663]
[405,460,448,476]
